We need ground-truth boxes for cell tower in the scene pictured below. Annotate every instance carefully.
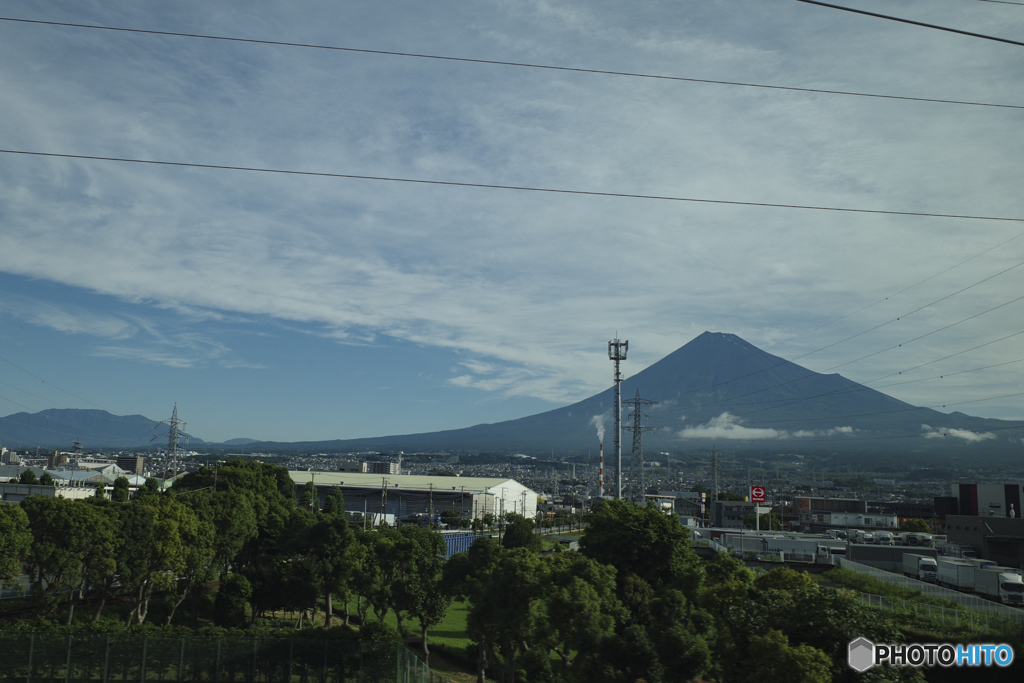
[73,438,84,468]
[622,389,657,503]
[608,336,627,499]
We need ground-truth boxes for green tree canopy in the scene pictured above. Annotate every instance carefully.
[111,476,130,503]
[580,499,702,597]
[899,518,930,533]
[39,472,55,486]
[501,513,539,551]
[19,469,39,485]
[0,504,32,583]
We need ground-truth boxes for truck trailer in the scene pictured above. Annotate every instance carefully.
[974,568,1024,605]
[902,553,938,582]
[936,558,975,591]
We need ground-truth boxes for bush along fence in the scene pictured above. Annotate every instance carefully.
[0,633,453,683]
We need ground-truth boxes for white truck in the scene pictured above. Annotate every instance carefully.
[903,553,938,582]
[876,531,893,546]
[974,568,1024,606]
[936,558,976,591]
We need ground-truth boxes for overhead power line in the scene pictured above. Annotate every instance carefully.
[796,0,1024,47]
[0,15,1021,110]
[3,149,1023,223]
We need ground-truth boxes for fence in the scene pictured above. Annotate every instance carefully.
[851,590,1022,638]
[838,558,1024,623]
[0,633,453,683]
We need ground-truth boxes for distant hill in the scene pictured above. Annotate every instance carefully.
[0,408,203,450]
[222,438,259,445]
[226,332,1023,457]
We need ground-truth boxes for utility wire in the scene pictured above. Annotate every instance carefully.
[0,350,106,410]
[976,0,1024,5]
[796,0,1024,47]
[4,149,1023,222]
[760,231,1024,353]
[0,15,1020,110]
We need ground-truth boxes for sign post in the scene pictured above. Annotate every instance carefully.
[750,486,766,532]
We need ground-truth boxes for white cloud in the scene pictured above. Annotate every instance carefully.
[921,424,996,443]
[678,412,783,440]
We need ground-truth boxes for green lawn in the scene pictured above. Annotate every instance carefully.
[345,597,472,650]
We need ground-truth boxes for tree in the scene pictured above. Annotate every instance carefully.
[39,472,55,486]
[580,500,703,599]
[213,573,252,628]
[323,487,345,514]
[112,476,130,502]
[0,505,31,583]
[116,497,193,625]
[501,513,540,551]
[299,482,319,512]
[900,518,930,533]
[310,510,357,627]
[397,526,450,664]
[748,630,832,683]
[541,551,625,677]
[93,482,106,499]
[467,549,548,683]
[20,497,117,622]
[19,469,38,485]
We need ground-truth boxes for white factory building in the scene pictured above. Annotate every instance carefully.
[289,471,537,522]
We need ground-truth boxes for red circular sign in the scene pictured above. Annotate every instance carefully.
[751,486,766,502]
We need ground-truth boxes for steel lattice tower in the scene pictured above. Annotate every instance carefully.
[622,389,657,503]
[161,404,188,480]
[608,337,628,499]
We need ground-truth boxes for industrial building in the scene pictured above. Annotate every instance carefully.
[947,515,1024,569]
[289,471,537,522]
[947,483,1023,518]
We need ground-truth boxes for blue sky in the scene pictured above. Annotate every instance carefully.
[1,0,1022,444]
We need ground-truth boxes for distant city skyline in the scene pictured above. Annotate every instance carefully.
[1,1,1022,443]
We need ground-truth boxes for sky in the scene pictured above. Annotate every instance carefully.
[0,0,1022,445]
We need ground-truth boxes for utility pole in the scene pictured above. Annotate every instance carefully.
[622,389,657,503]
[711,447,721,525]
[379,477,389,527]
[608,336,628,500]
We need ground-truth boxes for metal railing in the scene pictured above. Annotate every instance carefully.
[0,632,454,683]
[838,558,1024,623]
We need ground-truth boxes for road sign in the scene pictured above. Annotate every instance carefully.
[750,486,766,504]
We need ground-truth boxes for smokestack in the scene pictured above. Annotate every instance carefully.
[599,442,604,497]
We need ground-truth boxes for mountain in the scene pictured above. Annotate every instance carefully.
[0,408,203,450]
[4,333,1020,456]
[230,332,1022,456]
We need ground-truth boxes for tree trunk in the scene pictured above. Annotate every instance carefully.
[65,595,77,626]
[343,599,350,626]
[92,595,106,624]
[166,592,188,626]
[476,641,486,683]
[324,592,333,628]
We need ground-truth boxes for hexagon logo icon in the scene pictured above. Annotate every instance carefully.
[848,637,875,672]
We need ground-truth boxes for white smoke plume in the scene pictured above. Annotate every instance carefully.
[590,413,608,444]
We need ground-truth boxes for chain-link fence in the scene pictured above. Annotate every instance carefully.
[851,590,1024,638]
[0,633,452,683]
[838,558,1024,623]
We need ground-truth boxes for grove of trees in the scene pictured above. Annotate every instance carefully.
[1,461,973,682]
